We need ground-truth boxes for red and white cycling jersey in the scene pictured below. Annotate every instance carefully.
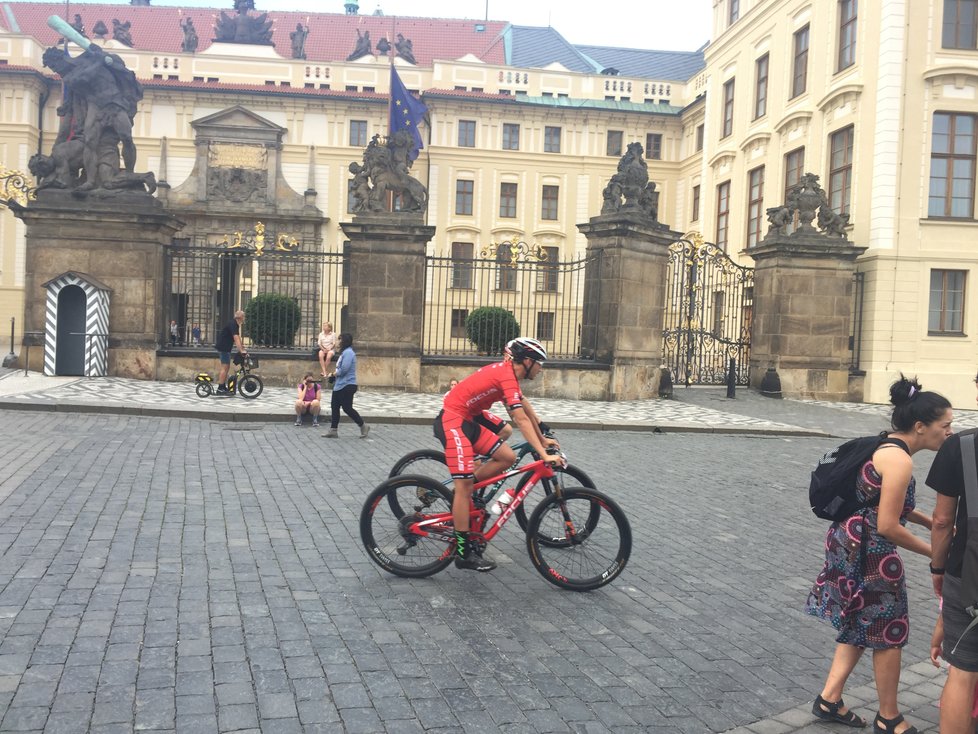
[442,361,523,418]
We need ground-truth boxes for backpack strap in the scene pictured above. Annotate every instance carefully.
[878,436,910,454]
[962,432,978,521]
[951,431,978,654]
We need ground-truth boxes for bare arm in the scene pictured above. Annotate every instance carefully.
[509,406,559,464]
[518,397,554,448]
[874,447,930,557]
[932,493,958,597]
[907,509,933,530]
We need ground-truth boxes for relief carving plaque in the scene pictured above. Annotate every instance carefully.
[209,143,267,169]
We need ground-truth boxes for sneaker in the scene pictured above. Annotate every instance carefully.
[322,428,338,438]
[359,425,370,439]
[312,420,320,428]
[217,385,229,393]
[294,417,302,426]
[454,552,497,572]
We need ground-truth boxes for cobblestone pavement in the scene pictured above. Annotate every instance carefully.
[0,410,958,733]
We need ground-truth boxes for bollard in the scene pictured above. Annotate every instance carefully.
[1,317,15,368]
[726,358,736,399]
[658,365,674,399]
[760,367,783,398]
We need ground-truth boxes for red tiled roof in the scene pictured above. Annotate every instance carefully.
[1,3,510,66]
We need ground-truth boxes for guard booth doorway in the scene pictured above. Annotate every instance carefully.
[42,272,112,377]
[55,286,86,375]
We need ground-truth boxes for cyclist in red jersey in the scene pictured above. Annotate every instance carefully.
[434,337,560,571]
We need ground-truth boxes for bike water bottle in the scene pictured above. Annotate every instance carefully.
[489,488,516,515]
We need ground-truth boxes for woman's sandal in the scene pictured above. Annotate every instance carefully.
[872,712,918,734]
[812,695,867,728]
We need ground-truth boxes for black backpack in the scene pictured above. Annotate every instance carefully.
[809,432,910,521]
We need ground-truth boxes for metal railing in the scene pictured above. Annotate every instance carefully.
[422,253,598,360]
[163,241,347,352]
[849,271,865,373]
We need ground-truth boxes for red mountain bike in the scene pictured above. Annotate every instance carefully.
[360,451,630,591]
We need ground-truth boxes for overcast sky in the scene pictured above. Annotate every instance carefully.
[33,0,712,52]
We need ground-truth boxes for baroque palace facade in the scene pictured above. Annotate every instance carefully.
[1,0,976,405]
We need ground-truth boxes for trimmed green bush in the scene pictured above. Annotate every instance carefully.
[465,306,520,355]
[244,294,301,347]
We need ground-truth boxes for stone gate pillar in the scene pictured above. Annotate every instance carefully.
[15,194,183,378]
[577,212,681,400]
[747,172,868,401]
[340,213,435,390]
[748,236,866,401]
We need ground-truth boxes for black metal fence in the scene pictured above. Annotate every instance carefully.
[849,271,865,373]
[422,252,598,360]
[163,241,347,352]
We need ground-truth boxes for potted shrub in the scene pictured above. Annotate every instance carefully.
[244,294,301,347]
[465,306,519,355]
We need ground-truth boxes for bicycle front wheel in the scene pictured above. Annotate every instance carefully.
[388,449,448,479]
[514,463,595,541]
[238,375,264,399]
[195,382,212,398]
[526,488,631,591]
[360,474,456,578]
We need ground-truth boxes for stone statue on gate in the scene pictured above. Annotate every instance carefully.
[762,172,851,241]
[348,133,428,214]
[39,40,155,195]
[600,141,660,221]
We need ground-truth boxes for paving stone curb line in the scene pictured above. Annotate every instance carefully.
[0,396,833,437]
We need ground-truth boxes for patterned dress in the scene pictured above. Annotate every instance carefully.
[805,458,914,649]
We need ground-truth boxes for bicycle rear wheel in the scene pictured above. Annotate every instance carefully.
[360,474,456,578]
[526,488,631,591]
[514,464,595,542]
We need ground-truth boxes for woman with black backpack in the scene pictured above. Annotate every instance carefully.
[806,375,952,734]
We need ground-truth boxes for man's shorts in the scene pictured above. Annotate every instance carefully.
[433,409,505,479]
[942,574,978,672]
[474,410,506,435]
[218,351,231,365]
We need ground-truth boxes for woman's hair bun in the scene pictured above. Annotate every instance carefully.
[889,373,922,407]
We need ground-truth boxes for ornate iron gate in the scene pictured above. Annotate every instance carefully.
[663,233,754,386]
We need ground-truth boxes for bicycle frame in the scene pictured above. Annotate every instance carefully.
[406,457,558,543]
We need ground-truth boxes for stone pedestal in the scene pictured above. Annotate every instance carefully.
[577,212,680,400]
[14,191,184,379]
[747,232,866,400]
[340,213,435,390]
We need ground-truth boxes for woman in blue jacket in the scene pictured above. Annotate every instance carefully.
[323,333,369,439]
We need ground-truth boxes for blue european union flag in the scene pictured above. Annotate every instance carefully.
[389,66,427,161]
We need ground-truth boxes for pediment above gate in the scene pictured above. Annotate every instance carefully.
[164,105,320,223]
[191,105,287,145]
